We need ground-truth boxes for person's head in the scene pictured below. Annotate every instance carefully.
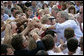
[49,1,54,7]
[28,37,37,50]
[11,34,28,50]
[41,14,51,25]
[8,1,12,5]
[75,1,80,6]
[44,30,57,43]
[42,34,54,51]
[61,3,67,10]
[76,14,83,23]
[31,1,36,7]
[11,8,17,16]
[68,5,76,14]
[45,30,56,37]
[64,28,75,40]
[80,1,83,6]
[3,1,8,7]
[26,7,33,18]
[8,5,11,9]
[48,16,56,25]
[1,44,14,55]
[51,5,60,18]
[80,6,83,17]
[44,8,50,14]
[67,38,78,53]
[36,50,48,55]
[38,9,44,17]
[79,37,83,51]
[42,3,48,9]
[1,8,5,15]
[66,2,72,8]
[12,1,17,6]
[57,11,69,23]
[15,10,23,18]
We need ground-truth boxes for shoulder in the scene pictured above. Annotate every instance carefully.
[76,47,81,53]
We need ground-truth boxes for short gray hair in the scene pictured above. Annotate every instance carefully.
[59,11,69,20]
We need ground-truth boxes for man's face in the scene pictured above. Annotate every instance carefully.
[6,48,14,55]
[51,9,57,18]
[27,10,33,16]
[14,9,17,13]
[1,9,5,15]
[80,7,83,17]
[57,12,65,23]
[13,9,17,16]
[77,15,83,23]
[32,1,36,6]
[46,20,51,25]
[4,2,8,7]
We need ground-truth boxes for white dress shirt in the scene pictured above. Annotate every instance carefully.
[52,20,83,42]
[65,52,79,55]
[76,47,83,55]
[47,50,64,55]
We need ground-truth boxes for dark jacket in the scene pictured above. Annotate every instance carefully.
[14,41,45,55]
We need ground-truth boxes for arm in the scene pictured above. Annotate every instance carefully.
[42,25,56,31]
[32,32,45,50]
[1,25,5,32]
[3,24,13,44]
[21,26,30,36]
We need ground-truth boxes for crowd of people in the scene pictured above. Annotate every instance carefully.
[1,1,83,55]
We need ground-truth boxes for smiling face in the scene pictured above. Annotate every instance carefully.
[27,10,33,16]
[6,48,14,55]
[56,12,65,23]
[70,9,75,14]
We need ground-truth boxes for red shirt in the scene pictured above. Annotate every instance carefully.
[58,5,61,10]
[38,15,41,20]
